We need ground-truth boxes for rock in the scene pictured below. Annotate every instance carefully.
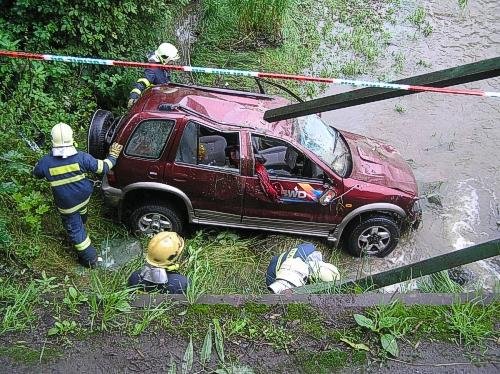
[447,266,476,286]
[426,193,442,207]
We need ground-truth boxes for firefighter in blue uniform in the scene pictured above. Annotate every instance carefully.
[33,123,123,267]
[127,42,180,108]
[128,231,188,294]
[266,242,340,294]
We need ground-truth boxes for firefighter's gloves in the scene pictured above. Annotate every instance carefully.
[127,98,137,109]
[109,142,124,158]
[268,258,309,294]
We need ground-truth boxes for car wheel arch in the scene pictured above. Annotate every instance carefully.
[333,203,406,244]
[121,182,194,222]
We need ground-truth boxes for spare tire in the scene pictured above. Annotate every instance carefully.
[88,109,114,159]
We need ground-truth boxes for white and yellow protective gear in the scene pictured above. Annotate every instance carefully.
[309,261,340,282]
[155,43,180,64]
[51,122,77,158]
[146,231,185,270]
[268,257,309,294]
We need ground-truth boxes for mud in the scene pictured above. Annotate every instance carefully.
[2,323,498,373]
[319,0,500,289]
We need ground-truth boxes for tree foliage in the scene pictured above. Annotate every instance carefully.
[0,0,184,265]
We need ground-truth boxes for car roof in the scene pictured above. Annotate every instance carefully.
[141,83,296,139]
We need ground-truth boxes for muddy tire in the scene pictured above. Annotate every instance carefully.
[345,216,400,257]
[88,109,114,159]
[129,202,183,236]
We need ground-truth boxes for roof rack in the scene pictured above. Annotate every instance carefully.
[167,82,275,100]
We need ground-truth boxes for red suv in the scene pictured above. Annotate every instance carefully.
[88,83,421,257]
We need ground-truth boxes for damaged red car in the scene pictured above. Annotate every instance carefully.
[88,83,421,257]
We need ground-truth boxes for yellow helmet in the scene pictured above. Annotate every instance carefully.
[155,42,180,64]
[51,122,74,147]
[146,231,185,268]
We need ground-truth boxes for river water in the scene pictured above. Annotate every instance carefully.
[320,0,500,289]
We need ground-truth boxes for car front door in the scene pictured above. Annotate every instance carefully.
[242,134,343,237]
[166,120,244,225]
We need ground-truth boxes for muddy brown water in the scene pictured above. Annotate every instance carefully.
[320,0,500,289]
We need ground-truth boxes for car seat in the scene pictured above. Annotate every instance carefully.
[199,135,227,166]
[261,146,298,172]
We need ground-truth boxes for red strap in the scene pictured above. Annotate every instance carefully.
[255,163,281,202]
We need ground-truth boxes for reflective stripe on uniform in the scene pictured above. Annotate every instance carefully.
[276,247,299,270]
[131,88,142,95]
[97,159,104,174]
[137,78,151,87]
[80,207,88,214]
[104,158,113,170]
[58,197,90,214]
[49,163,80,176]
[50,174,85,187]
[75,236,91,251]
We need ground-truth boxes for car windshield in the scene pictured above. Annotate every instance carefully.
[292,115,351,177]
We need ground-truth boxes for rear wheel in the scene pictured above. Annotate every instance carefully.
[345,216,400,257]
[88,109,114,159]
[129,202,184,236]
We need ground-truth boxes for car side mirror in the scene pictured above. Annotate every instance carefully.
[319,188,336,206]
[323,174,335,187]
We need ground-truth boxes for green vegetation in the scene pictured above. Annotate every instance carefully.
[0,345,61,364]
[338,300,500,359]
[407,5,433,36]
[1,1,493,371]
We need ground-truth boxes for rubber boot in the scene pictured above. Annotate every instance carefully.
[77,246,98,268]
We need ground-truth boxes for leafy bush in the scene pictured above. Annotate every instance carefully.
[0,1,184,268]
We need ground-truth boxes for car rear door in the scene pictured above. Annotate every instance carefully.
[165,120,245,224]
[113,113,178,187]
[241,134,342,237]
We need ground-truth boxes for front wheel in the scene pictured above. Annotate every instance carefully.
[345,216,400,257]
[129,202,183,236]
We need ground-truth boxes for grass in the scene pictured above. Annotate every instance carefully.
[0,345,61,364]
[0,278,40,333]
[418,271,464,293]
[87,270,133,331]
[128,301,173,336]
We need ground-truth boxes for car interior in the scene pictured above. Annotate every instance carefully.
[175,122,240,170]
[252,135,324,179]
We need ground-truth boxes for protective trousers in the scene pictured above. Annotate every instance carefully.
[60,205,97,267]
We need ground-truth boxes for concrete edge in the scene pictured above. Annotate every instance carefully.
[131,292,498,309]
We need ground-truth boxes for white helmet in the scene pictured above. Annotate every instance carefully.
[311,262,340,283]
[51,122,74,147]
[155,43,180,64]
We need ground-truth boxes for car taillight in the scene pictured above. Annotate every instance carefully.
[107,170,116,185]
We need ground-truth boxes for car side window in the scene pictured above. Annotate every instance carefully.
[175,122,240,170]
[125,119,174,159]
[252,134,324,180]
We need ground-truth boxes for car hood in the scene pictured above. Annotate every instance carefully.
[341,131,418,195]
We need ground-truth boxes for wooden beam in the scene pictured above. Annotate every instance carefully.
[293,238,500,294]
[264,57,500,122]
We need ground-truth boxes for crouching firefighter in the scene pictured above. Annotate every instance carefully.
[33,123,123,267]
[128,231,188,294]
[266,242,340,294]
[127,42,180,108]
